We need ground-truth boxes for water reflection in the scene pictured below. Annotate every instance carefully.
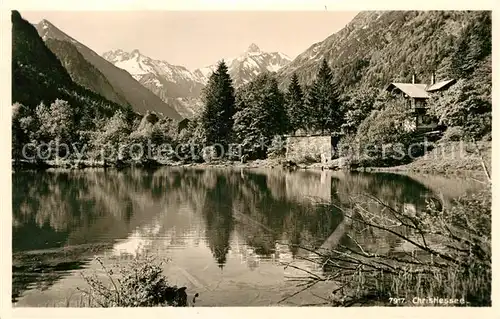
[202,174,235,269]
[12,168,484,305]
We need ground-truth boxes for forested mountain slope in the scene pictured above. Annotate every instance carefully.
[278,11,491,92]
[36,19,183,120]
[12,11,126,122]
[44,38,130,107]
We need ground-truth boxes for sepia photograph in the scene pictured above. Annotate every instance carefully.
[4,2,494,313]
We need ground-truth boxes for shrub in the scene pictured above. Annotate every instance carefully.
[352,100,423,167]
[440,126,465,142]
[201,145,218,163]
[78,255,192,307]
[267,135,287,159]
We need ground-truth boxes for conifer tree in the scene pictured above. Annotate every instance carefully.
[286,72,306,133]
[201,60,236,150]
[267,75,288,136]
[303,84,316,133]
[307,58,343,134]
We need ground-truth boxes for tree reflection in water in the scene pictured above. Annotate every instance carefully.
[13,168,481,303]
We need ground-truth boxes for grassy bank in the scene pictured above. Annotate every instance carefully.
[238,141,493,175]
[389,141,491,174]
[354,141,491,176]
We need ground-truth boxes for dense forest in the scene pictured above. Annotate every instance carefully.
[11,10,492,167]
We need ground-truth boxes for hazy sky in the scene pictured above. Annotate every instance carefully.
[20,11,358,70]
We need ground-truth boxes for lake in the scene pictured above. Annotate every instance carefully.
[12,167,485,306]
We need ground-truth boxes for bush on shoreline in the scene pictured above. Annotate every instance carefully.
[77,255,194,307]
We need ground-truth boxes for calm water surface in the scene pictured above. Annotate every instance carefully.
[12,167,484,306]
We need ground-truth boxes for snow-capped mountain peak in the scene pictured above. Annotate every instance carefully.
[33,18,183,120]
[194,43,292,87]
[40,19,50,29]
[36,19,77,44]
[245,43,261,54]
[102,49,206,117]
[102,49,205,83]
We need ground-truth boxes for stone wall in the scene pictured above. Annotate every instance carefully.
[285,135,332,164]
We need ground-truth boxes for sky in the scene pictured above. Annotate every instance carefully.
[20,11,358,70]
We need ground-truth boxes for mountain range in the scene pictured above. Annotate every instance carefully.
[35,19,183,120]
[13,11,490,122]
[102,48,206,99]
[102,44,291,117]
[23,17,293,120]
[101,48,206,118]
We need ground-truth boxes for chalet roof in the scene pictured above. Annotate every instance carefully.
[426,79,456,92]
[387,83,430,98]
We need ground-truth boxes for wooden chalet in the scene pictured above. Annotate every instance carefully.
[386,73,456,131]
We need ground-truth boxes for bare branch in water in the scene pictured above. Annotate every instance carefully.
[280,188,491,306]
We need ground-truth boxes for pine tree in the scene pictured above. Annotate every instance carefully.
[201,60,236,150]
[307,59,343,134]
[286,73,305,133]
[303,84,317,133]
[266,75,288,136]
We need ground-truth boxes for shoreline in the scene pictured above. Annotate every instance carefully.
[12,141,491,177]
[353,165,488,178]
[12,157,488,177]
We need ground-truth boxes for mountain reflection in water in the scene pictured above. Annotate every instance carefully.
[12,167,484,306]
